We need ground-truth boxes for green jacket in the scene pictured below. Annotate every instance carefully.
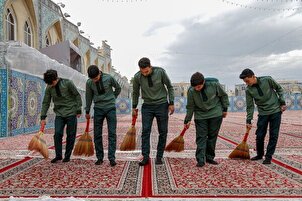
[41,78,82,119]
[245,76,285,123]
[85,72,121,113]
[184,81,229,123]
[132,66,174,108]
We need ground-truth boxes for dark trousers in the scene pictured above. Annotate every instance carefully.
[194,116,223,164]
[54,115,77,159]
[141,102,169,160]
[94,107,117,161]
[255,111,282,160]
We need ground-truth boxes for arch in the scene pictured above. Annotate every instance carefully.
[44,20,63,47]
[4,0,38,47]
[5,7,17,41]
[45,32,51,47]
[94,58,98,66]
[24,20,32,46]
[73,38,79,47]
[23,0,38,47]
[83,50,91,74]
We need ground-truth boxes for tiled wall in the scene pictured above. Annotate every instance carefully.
[0,69,7,137]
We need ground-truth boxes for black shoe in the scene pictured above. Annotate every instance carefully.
[206,159,218,165]
[62,158,70,162]
[110,160,117,167]
[196,163,205,167]
[51,157,62,163]
[251,156,263,161]
[95,159,103,165]
[155,158,163,165]
[262,158,272,164]
[139,158,149,166]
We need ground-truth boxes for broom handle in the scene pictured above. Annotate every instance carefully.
[40,122,45,132]
[85,118,90,132]
[180,127,188,137]
[243,126,251,142]
[132,109,138,126]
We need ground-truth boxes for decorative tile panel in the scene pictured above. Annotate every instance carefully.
[116,98,131,114]
[9,71,25,136]
[232,96,246,112]
[174,96,186,113]
[0,69,8,137]
[24,74,45,133]
[296,94,302,110]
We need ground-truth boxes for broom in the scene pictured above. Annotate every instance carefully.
[120,109,138,151]
[28,122,49,159]
[73,118,94,157]
[165,126,188,152]
[228,126,251,159]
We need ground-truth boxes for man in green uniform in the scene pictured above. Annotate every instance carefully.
[239,68,286,164]
[132,57,174,166]
[85,65,121,166]
[184,72,229,167]
[41,69,82,163]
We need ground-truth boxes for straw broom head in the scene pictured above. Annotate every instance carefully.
[28,123,49,159]
[120,126,136,151]
[228,126,251,159]
[165,135,184,152]
[73,118,94,156]
[120,109,138,151]
[73,133,86,156]
[85,132,94,156]
[28,133,41,151]
[228,141,250,159]
[38,134,49,159]
[165,126,187,152]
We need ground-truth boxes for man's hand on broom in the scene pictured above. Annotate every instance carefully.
[132,108,138,117]
[169,105,175,115]
[184,122,191,129]
[85,114,90,119]
[281,105,287,112]
[246,123,252,129]
[40,120,46,127]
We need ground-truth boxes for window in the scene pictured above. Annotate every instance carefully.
[6,8,16,41]
[24,21,32,46]
[45,34,50,47]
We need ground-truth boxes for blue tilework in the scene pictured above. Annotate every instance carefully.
[24,74,45,133]
[0,69,8,137]
[174,96,187,113]
[9,70,25,136]
[116,98,131,114]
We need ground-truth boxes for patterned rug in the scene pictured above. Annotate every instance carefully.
[0,158,142,197]
[0,111,301,199]
[152,157,302,197]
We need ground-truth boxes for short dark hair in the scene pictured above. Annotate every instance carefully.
[138,57,151,68]
[239,68,254,79]
[43,69,58,85]
[87,65,100,78]
[190,72,204,87]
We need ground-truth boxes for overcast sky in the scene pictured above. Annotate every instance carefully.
[53,0,302,90]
